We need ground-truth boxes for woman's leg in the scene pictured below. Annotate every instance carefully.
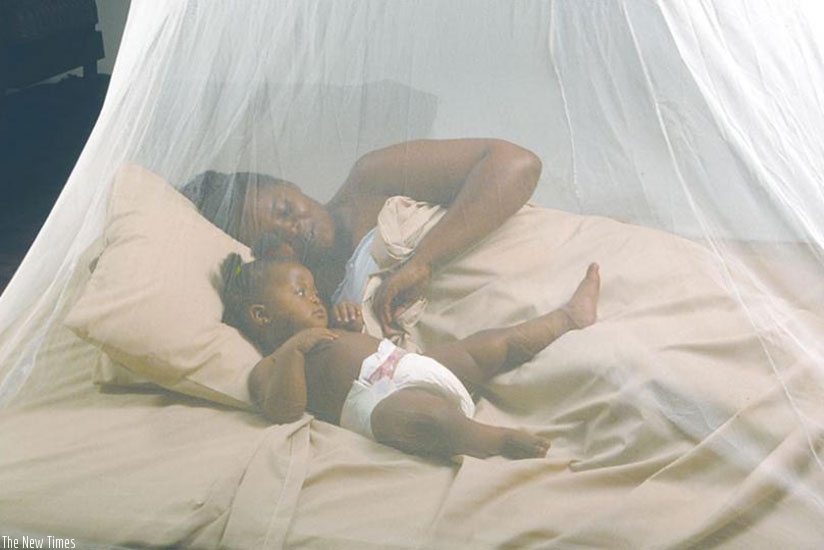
[370,387,548,459]
[427,263,600,392]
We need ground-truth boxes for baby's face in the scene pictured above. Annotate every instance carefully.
[260,262,328,334]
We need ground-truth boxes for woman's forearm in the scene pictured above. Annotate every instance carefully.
[248,346,308,423]
[353,140,542,331]
[410,142,541,270]
[342,138,541,270]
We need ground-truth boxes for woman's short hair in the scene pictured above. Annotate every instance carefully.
[181,171,292,239]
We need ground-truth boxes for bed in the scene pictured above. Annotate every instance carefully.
[1,165,823,549]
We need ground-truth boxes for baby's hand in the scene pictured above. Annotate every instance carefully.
[287,327,339,353]
[330,302,364,332]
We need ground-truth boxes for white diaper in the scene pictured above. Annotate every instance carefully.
[339,339,476,440]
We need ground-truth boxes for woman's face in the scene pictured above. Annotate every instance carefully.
[240,181,335,259]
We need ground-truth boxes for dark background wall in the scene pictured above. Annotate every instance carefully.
[1,1,130,292]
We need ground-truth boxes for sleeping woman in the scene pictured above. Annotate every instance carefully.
[182,138,542,335]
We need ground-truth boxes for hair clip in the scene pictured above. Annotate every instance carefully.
[235,265,242,275]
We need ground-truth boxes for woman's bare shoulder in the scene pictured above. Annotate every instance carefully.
[329,193,391,246]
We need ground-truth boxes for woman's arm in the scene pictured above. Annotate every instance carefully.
[336,138,541,211]
[248,328,338,423]
[336,138,542,332]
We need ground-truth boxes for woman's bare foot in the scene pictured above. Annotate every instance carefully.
[562,263,600,329]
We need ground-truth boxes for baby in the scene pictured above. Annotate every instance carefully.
[221,253,600,460]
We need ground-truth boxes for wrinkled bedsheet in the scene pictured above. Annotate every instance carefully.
[2,200,823,549]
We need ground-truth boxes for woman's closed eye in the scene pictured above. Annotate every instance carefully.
[272,199,289,218]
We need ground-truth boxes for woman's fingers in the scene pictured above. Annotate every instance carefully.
[375,281,403,333]
[376,285,396,329]
[377,283,418,334]
[374,261,431,335]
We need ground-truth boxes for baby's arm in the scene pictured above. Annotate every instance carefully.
[248,328,338,423]
[329,302,363,332]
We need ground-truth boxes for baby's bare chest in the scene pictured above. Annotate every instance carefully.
[303,332,382,422]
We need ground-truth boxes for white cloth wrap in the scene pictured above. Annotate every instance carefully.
[339,339,476,439]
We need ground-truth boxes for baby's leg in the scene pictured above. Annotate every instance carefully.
[370,388,548,460]
[428,263,600,391]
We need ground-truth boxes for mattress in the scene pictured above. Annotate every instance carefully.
[2,202,823,549]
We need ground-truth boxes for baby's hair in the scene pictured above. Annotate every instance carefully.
[220,243,299,346]
[220,253,273,336]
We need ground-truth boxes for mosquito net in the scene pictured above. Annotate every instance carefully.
[1,1,823,548]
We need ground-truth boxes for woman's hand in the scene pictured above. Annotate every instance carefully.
[337,139,538,335]
[373,258,432,335]
[330,302,363,332]
[284,327,339,353]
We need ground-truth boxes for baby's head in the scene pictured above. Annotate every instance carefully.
[220,253,328,352]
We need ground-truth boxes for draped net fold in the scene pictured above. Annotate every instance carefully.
[1,1,823,548]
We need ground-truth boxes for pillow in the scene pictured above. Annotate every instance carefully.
[65,164,262,409]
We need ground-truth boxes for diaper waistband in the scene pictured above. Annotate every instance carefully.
[361,339,408,384]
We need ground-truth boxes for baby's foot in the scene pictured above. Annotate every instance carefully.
[562,263,600,329]
[499,430,550,460]
[460,424,549,460]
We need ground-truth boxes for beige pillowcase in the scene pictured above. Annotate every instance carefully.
[65,164,261,409]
